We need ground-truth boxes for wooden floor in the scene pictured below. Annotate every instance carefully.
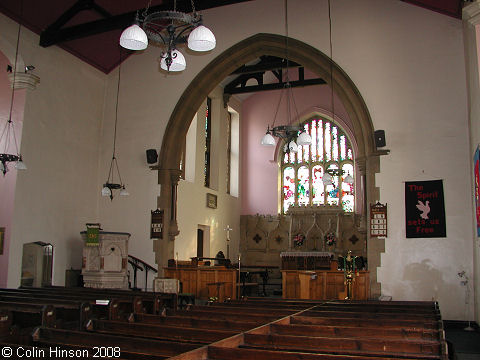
[0,288,448,359]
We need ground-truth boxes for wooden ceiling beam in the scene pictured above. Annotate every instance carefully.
[40,0,254,47]
[225,77,326,95]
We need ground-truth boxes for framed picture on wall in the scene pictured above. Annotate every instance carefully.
[0,227,4,255]
[206,193,217,209]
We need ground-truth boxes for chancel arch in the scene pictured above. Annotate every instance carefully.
[156,33,385,297]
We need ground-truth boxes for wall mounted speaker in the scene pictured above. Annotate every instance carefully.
[146,149,158,164]
[374,130,386,148]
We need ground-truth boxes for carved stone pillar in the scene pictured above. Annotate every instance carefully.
[153,168,182,277]
[364,150,389,299]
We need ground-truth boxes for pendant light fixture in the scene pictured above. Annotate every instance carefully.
[101,50,129,200]
[119,0,216,72]
[322,0,353,187]
[0,1,27,176]
[260,0,312,152]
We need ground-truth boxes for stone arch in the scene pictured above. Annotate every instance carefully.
[156,33,384,297]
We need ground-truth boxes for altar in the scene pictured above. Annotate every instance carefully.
[280,251,369,300]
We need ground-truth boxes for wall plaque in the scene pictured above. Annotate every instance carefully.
[206,193,217,209]
[370,202,387,237]
[151,209,164,239]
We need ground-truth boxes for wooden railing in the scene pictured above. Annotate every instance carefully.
[128,255,158,291]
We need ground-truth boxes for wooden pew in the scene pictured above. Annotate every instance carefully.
[0,310,12,340]
[32,327,199,359]
[301,309,441,320]
[0,302,56,329]
[192,304,303,316]
[207,345,430,360]
[241,332,444,359]
[86,318,238,344]
[20,286,177,313]
[172,307,288,323]
[270,323,442,341]
[291,314,441,330]
[133,313,261,332]
[0,296,93,328]
[1,289,141,319]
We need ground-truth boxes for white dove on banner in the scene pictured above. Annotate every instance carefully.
[416,200,430,220]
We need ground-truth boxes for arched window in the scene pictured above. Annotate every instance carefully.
[281,118,355,214]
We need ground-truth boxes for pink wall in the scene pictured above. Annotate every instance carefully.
[0,51,26,287]
[241,80,351,215]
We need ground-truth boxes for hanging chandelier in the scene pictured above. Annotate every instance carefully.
[119,0,216,72]
[0,5,26,176]
[101,51,129,201]
[260,0,311,152]
[322,0,353,187]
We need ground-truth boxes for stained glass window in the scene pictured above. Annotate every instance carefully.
[281,117,355,213]
[204,97,212,187]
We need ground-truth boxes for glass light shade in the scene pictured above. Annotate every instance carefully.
[288,140,298,153]
[344,174,354,184]
[323,172,333,185]
[120,24,148,50]
[261,133,275,146]
[297,132,312,146]
[160,49,186,72]
[15,159,26,170]
[120,187,129,196]
[188,25,216,52]
[0,162,4,172]
[101,186,111,197]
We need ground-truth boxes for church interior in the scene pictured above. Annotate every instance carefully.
[1,0,480,358]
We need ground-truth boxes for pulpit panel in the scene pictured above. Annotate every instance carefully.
[181,269,197,294]
[281,271,299,299]
[216,270,236,299]
[198,270,216,298]
[309,272,325,299]
[325,272,345,299]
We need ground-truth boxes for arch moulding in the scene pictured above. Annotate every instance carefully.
[155,33,386,298]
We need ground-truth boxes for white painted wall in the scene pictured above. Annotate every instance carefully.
[0,13,106,287]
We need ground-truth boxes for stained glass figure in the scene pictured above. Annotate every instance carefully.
[297,166,310,205]
[342,163,355,212]
[325,122,331,162]
[332,126,338,161]
[283,167,295,213]
[312,165,325,205]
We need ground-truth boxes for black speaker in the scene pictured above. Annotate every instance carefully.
[374,130,386,148]
[146,149,158,164]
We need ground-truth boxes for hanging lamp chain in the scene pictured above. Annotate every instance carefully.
[106,48,123,187]
[1,0,22,158]
[328,0,335,121]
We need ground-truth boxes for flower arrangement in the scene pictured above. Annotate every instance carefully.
[293,233,305,247]
[325,232,336,246]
